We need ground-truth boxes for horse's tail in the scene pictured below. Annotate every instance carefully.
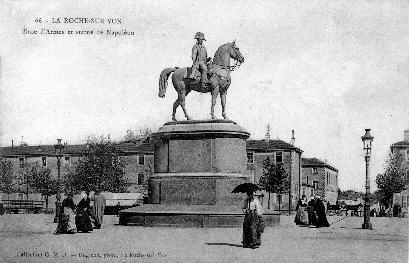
[159,67,178,98]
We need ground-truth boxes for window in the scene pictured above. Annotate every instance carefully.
[137,173,145,185]
[247,153,254,164]
[42,156,47,167]
[306,176,309,185]
[19,157,25,167]
[312,167,318,174]
[313,181,318,190]
[275,152,283,163]
[138,155,145,165]
[407,150,409,163]
[63,156,71,166]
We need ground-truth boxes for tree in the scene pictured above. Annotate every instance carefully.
[71,139,129,193]
[17,163,36,200]
[338,189,364,200]
[29,165,57,209]
[61,166,76,195]
[258,157,290,210]
[122,127,152,143]
[375,152,406,208]
[0,160,15,199]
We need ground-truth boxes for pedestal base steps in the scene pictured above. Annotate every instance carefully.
[119,205,280,228]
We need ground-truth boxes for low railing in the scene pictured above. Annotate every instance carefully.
[2,200,44,214]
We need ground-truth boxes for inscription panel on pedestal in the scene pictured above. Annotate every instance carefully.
[161,179,216,205]
[213,138,247,173]
[169,139,211,173]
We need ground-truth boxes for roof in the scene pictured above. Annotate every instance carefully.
[302,157,338,172]
[391,141,409,148]
[116,142,154,154]
[0,144,87,157]
[246,139,303,153]
[1,138,305,157]
[0,142,154,157]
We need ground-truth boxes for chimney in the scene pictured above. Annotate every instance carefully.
[12,140,14,147]
[291,130,295,146]
[405,129,409,142]
[265,124,270,142]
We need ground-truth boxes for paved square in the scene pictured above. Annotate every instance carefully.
[0,214,407,263]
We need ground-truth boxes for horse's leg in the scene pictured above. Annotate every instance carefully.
[180,90,192,120]
[210,85,219,119]
[172,97,180,121]
[220,92,228,120]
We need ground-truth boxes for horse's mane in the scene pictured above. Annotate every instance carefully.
[214,43,232,55]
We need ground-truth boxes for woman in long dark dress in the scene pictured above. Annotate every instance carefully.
[307,197,317,226]
[75,191,93,233]
[294,195,309,226]
[54,193,76,234]
[242,191,263,249]
[313,196,330,227]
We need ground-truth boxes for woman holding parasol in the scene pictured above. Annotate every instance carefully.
[233,183,264,249]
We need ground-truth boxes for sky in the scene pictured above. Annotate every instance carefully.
[0,0,408,191]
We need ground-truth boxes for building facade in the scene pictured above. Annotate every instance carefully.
[301,157,338,205]
[2,133,341,212]
[245,134,303,211]
[391,129,409,217]
[0,141,153,197]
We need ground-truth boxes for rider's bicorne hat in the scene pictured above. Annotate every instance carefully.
[194,32,206,41]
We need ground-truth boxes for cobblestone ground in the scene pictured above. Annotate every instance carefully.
[0,214,407,263]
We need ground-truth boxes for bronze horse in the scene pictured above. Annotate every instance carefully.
[158,41,244,121]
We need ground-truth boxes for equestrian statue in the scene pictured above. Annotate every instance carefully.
[158,32,245,121]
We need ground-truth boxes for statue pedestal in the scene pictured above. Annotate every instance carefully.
[150,119,249,205]
[119,120,280,227]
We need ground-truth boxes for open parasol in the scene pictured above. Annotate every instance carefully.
[231,183,260,193]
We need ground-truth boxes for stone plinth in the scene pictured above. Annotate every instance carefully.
[119,120,281,227]
[149,119,250,205]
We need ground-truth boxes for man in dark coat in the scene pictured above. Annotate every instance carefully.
[313,196,329,227]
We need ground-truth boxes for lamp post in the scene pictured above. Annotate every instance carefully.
[54,138,65,223]
[361,129,373,230]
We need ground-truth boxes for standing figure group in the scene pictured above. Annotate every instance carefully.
[242,191,264,249]
[54,190,106,235]
[296,195,329,228]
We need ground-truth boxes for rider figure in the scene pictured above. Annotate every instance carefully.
[188,32,210,88]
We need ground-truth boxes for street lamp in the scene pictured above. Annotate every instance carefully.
[361,129,373,230]
[54,138,65,223]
